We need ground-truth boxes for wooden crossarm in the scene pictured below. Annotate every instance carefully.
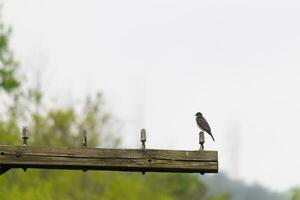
[0,145,218,174]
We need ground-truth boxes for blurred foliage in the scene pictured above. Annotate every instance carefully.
[291,187,300,200]
[204,173,289,200]
[0,8,20,93]
[208,193,230,200]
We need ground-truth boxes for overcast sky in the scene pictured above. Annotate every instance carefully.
[2,0,300,191]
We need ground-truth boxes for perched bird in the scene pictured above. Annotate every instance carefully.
[195,112,215,141]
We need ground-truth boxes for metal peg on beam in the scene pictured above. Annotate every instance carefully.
[21,126,29,172]
[199,131,205,150]
[22,126,29,146]
[141,129,146,149]
[140,129,146,175]
[82,129,87,148]
[199,131,205,175]
[82,129,87,172]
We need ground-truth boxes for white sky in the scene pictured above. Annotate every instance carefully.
[2,0,300,191]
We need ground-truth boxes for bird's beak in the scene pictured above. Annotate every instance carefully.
[195,114,197,116]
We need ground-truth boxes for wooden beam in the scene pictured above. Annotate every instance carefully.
[0,145,218,174]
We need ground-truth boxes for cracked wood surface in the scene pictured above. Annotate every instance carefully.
[0,145,218,174]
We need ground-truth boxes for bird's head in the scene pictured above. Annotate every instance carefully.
[195,112,202,116]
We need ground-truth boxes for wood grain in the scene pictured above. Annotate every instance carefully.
[0,145,218,173]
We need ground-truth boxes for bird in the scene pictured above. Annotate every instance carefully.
[195,112,215,141]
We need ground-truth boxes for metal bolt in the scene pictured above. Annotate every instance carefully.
[141,129,146,150]
[15,152,21,157]
[199,131,205,150]
[141,129,147,175]
[22,126,29,146]
[82,129,87,172]
[199,131,205,175]
[82,129,87,148]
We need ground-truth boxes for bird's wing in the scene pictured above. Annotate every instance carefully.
[197,117,211,133]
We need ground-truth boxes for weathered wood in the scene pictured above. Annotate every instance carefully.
[0,145,218,174]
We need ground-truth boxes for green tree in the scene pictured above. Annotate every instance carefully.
[291,187,300,200]
[208,193,230,200]
[143,173,207,200]
[0,6,20,92]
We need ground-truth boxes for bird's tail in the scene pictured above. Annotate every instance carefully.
[210,134,215,142]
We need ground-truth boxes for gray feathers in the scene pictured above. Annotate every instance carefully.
[195,112,215,142]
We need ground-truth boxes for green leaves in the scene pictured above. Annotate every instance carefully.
[0,68,20,92]
[208,193,230,200]
[291,187,300,200]
[0,10,20,93]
